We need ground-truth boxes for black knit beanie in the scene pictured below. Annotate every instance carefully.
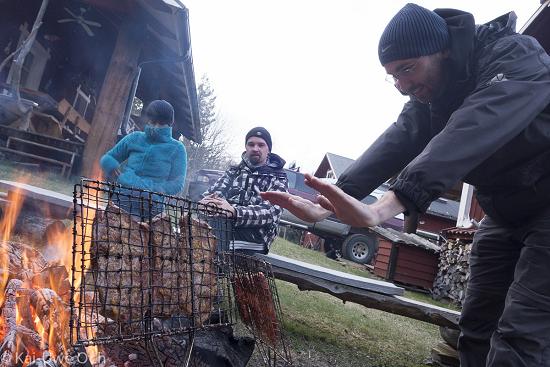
[245,127,272,151]
[378,3,450,65]
[145,99,175,125]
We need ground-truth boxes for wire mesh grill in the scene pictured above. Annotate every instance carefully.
[230,253,293,366]
[70,179,237,347]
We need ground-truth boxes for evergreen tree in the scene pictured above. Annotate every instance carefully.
[181,75,234,190]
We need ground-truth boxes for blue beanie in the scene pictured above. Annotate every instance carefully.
[378,3,450,65]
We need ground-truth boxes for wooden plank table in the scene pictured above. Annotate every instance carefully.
[0,180,74,219]
[257,253,460,329]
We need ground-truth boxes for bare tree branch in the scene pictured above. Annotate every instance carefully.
[0,43,26,77]
[9,0,49,113]
[182,74,235,183]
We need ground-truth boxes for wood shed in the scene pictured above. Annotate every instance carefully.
[371,226,440,291]
[0,0,201,178]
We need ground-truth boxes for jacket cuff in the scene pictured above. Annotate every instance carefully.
[390,179,432,214]
[100,154,119,175]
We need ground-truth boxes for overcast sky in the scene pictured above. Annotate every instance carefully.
[183,0,541,173]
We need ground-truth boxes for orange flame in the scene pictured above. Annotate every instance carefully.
[0,178,28,242]
[0,176,30,304]
[0,178,105,363]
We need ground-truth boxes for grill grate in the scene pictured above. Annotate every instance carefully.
[230,253,293,366]
[69,179,237,347]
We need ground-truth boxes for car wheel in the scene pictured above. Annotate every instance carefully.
[342,234,377,264]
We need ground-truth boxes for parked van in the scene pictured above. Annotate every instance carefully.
[187,168,226,201]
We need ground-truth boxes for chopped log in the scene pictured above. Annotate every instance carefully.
[31,265,71,303]
[432,239,472,306]
[15,324,43,361]
[16,291,46,356]
[0,241,48,281]
[431,342,459,367]
[27,358,60,367]
[0,279,23,367]
[30,288,69,358]
[12,214,68,252]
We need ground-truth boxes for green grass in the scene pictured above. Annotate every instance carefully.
[0,163,456,366]
[0,160,77,195]
[271,238,459,311]
[270,237,458,367]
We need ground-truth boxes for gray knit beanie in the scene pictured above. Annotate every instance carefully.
[145,99,175,125]
[245,126,272,151]
[378,3,450,65]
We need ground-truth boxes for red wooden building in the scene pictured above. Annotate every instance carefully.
[371,226,440,291]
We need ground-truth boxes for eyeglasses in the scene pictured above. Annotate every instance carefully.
[385,59,420,84]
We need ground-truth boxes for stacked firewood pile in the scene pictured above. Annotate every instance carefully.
[432,238,472,306]
[431,228,477,366]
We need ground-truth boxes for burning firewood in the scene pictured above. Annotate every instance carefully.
[30,288,70,358]
[31,265,71,303]
[0,241,48,281]
[0,279,45,367]
[0,279,22,367]
[16,289,47,357]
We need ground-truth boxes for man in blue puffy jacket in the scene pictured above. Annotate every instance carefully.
[100,99,187,218]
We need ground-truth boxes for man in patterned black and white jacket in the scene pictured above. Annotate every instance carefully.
[200,127,288,254]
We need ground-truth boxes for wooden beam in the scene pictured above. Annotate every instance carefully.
[258,254,460,329]
[80,19,144,179]
[82,0,134,14]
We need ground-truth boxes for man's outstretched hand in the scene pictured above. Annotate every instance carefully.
[259,191,331,223]
[299,173,380,227]
[262,173,406,228]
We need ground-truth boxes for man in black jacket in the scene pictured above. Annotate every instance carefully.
[262,3,550,366]
[201,127,288,254]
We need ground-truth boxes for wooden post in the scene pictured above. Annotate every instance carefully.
[80,20,143,179]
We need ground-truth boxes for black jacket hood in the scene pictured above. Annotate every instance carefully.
[240,152,286,173]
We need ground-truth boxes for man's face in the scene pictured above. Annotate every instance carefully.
[384,51,449,104]
[245,136,269,165]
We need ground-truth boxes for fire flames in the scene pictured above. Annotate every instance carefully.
[0,179,98,367]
